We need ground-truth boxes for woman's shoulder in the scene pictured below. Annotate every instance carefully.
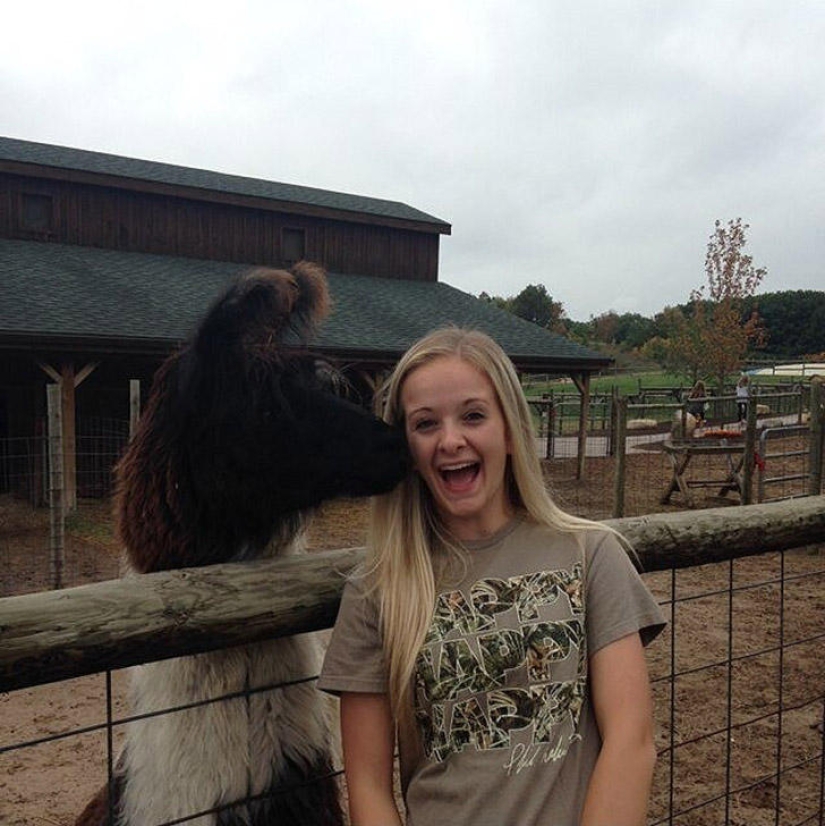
[514,515,619,558]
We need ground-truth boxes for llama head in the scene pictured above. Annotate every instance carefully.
[116,263,409,572]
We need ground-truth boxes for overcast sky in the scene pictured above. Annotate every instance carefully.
[3,1,823,321]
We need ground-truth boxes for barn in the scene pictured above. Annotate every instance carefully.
[0,136,609,505]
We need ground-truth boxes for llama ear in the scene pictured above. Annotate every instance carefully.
[289,261,331,329]
[192,263,330,358]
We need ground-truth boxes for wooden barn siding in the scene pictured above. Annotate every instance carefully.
[1,173,439,281]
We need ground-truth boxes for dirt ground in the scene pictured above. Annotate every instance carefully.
[1,444,823,826]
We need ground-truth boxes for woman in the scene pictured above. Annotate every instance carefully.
[736,374,750,423]
[686,380,707,425]
[319,328,665,825]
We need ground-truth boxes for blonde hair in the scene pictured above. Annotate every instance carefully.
[690,380,706,398]
[367,327,606,719]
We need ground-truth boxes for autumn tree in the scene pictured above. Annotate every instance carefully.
[666,218,766,389]
[647,306,706,384]
[590,311,620,345]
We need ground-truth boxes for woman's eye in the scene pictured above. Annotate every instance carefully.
[465,410,485,422]
[412,418,436,432]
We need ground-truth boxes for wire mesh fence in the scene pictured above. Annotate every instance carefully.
[645,547,824,826]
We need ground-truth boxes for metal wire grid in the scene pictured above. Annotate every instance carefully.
[648,552,825,825]
[0,672,343,826]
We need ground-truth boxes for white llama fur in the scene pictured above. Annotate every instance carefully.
[120,540,337,826]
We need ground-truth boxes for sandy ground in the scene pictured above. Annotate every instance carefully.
[1,442,823,825]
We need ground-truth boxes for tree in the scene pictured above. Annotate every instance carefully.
[479,284,566,333]
[702,218,766,303]
[664,218,767,388]
[510,284,565,331]
[478,291,511,312]
[590,311,620,345]
[614,313,657,350]
[652,306,706,384]
[741,290,825,357]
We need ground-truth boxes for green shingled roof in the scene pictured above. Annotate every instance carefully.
[319,273,607,367]
[0,136,450,231]
[0,239,608,371]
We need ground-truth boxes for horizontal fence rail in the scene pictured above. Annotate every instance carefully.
[2,498,824,693]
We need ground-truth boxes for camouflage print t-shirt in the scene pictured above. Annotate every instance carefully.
[319,518,665,826]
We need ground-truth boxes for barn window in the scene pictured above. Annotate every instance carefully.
[282,227,306,264]
[19,193,55,233]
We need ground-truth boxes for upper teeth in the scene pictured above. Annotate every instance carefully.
[442,462,475,472]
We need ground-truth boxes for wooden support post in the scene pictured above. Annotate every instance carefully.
[60,364,77,512]
[38,360,99,513]
[129,379,141,440]
[809,379,824,496]
[612,396,628,518]
[46,384,65,590]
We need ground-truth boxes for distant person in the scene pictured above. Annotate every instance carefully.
[686,380,707,425]
[736,374,750,423]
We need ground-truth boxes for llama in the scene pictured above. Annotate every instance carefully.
[76,262,409,826]
[670,410,698,440]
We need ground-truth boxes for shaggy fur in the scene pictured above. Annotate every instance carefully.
[76,263,408,826]
[671,410,698,440]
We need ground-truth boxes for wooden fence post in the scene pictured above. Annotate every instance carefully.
[46,383,65,590]
[741,388,758,505]
[612,396,628,518]
[545,401,555,459]
[809,379,824,496]
[576,375,590,480]
[608,387,619,457]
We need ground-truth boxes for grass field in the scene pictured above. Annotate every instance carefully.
[523,369,805,399]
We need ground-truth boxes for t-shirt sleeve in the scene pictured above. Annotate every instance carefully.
[585,531,666,656]
[317,574,388,696]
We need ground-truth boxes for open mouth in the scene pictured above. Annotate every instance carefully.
[439,461,480,492]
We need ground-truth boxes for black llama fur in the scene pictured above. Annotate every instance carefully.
[76,263,408,826]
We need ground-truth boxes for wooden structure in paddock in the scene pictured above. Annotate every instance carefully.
[660,439,746,508]
[1,497,823,692]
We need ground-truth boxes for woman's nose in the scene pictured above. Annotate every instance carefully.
[439,421,466,452]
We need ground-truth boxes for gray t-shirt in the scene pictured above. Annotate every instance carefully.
[319,518,665,825]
